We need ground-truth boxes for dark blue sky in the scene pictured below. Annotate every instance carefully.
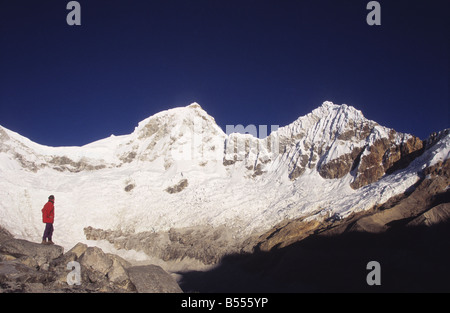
[0,0,448,146]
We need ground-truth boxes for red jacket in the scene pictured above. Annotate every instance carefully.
[42,200,55,224]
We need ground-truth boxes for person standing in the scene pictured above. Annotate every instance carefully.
[41,195,55,245]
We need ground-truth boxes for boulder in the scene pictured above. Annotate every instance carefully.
[0,238,64,267]
[78,246,113,275]
[107,255,132,287]
[67,242,88,258]
[77,246,133,287]
[127,265,183,293]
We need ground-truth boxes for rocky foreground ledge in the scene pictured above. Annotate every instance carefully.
[0,227,182,293]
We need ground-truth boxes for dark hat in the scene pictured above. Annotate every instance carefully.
[48,195,55,200]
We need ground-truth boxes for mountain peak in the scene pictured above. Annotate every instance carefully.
[187,102,202,110]
[314,101,361,117]
[321,100,336,107]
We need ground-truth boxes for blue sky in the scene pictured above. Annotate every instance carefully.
[0,0,448,146]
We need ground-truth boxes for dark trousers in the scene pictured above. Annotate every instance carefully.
[43,223,54,241]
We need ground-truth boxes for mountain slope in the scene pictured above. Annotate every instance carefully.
[0,102,448,270]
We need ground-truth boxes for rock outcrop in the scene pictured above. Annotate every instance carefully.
[0,229,183,293]
[349,134,423,189]
[84,225,241,266]
[0,238,64,268]
[165,179,189,194]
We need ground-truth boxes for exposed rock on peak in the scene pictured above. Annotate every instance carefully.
[349,133,424,189]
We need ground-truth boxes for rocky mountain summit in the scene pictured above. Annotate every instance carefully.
[223,101,425,188]
[0,226,182,293]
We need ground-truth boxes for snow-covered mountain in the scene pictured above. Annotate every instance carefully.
[0,101,448,267]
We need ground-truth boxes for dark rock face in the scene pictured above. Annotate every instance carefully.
[318,147,363,180]
[0,230,183,293]
[350,135,424,189]
[317,131,424,189]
